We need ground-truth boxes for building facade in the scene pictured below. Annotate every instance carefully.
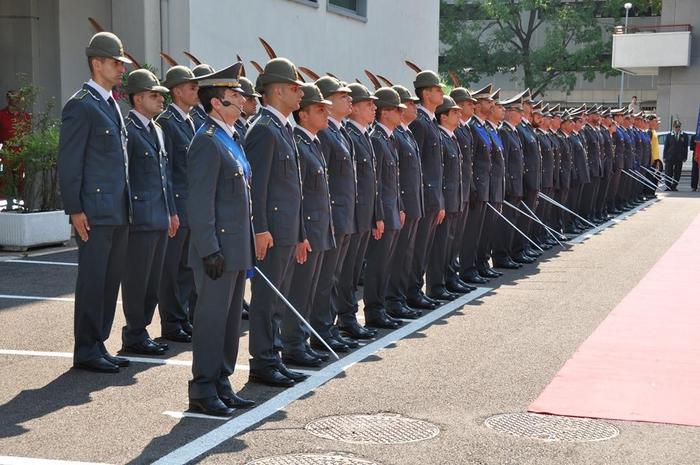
[1,0,440,111]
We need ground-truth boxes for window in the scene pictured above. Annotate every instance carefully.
[327,0,367,21]
[288,0,319,8]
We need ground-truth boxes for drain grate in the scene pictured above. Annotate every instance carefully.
[245,454,379,465]
[484,412,619,442]
[305,413,440,444]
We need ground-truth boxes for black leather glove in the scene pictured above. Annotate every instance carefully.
[203,251,225,280]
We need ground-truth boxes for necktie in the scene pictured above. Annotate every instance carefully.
[148,121,161,151]
[107,96,122,128]
[185,115,195,135]
[285,122,294,143]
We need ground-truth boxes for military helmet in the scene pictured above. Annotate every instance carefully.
[315,76,352,99]
[299,83,332,109]
[239,77,261,98]
[192,64,215,78]
[413,70,445,90]
[162,65,197,89]
[85,32,132,64]
[374,87,406,109]
[123,69,169,95]
[435,96,461,115]
[392,85,420,103]
[259,58,303,86]
[347,83,377,103]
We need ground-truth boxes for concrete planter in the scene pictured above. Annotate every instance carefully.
[0,210,71,251]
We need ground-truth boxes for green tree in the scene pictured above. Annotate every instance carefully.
[440,0,659,97]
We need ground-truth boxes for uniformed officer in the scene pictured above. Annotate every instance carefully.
[313,78,368,346]
[280,84,335,367]
[492,94,525,269]
[338,84,388,328]
[58,32,132,373]
[120,70,176,356]
[609,108,627,212]
[245,57,309,388]
[556,111,577,233]
[234,76,261,140]
[157,65,199,342]
[597,109,615,219]
[386,85,426,316]
[190,64,215,128]
[447,87,477,294]
[532,104,557,248]
[364,87,408,322]
[580,108,603,223]
[566,110,590,232]
[185,63,256,416]
[461,84,494,284]
[427,96,465,300]
[406,70,446,310]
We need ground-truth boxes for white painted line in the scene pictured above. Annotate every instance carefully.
[24,247,78,257]
[0,294,122,304]
[163,411,230,421]
[0,456,111,465]
[568,198,658,245]
[6,259,78,266]
[0,349,73,358]
[152,286,492,465]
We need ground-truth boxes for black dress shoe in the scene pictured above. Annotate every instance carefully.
[420,292,442,306]
[365,312,401,329]
[282,351,323,367]
[103,353,130,367]
[335,334,359,349]
[220,393,256,409]
[513,252,535,264]
[493,259,520,270]
[249,367,295,387]
[162,328,192,343]
[461,270,489,284]
[120,338,167,356]
[406,296,438,310]
[387,305,422,320]
[154,339,170,350]
[338,320,376,340]
[277,364,310,382]
[73,357,119,373]
[181,321,193,336]
[525,247,542,257]
[480,268,502,278]
[446,280,470,294]
[428,290,459,302]
[189,397,234,417]
[311,337,350,353]
[306,346,330,362]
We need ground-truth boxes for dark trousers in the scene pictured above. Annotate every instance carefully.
[597,176,611,215]
[535,187,553,241]
[553,188,569,232]
[492,195,519,262]
[121,230,168,346]
[248,245,296,370]
[459,201,486,277]
[407,211,439,300]
[608,171,622,210]
[477,204,498,270]
[692,159,698,190]
[387,217,420,307]
[565,183,582,230]
[335,230,371,326]
[426,212,459,295]
[282,250,325,355]
[517,190,538,252]
[189,268,245,400]
[447,204,469,283]
[74,225,128,363]
[313,233,351,337]
[579,177,599,220]
[363,228,400,316]
[158,226,196,332]
[665,160,683,190]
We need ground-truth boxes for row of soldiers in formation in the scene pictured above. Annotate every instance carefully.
[58,32,660,417]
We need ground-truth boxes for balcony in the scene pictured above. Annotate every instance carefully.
[612,24,692,75]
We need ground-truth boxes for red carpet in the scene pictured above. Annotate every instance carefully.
[529,211,700,426]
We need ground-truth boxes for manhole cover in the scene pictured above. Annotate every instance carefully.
[245,454,379,465]
[484,412,619,442]
[305,413,440,444]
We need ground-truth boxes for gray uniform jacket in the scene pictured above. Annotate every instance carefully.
[294,128,335,252]
[536,128,555,190]
[124,112,173,231]
[570,133,591,185]
[663,130,689,162]
[187,118,255,272]
[517,121,542,191]
[612,128,626,172]
[410,108,444,212]
[245,108,305,247]
[468,116,492,202]
[370,125,403,230]
[58,84,131,225]
[499,123,525,198]
[393,125,425,220]
[319,121,357,236]
[455,123,474,202]
[157,104,195,227]
[547,131,562,190]
[344,121,378,233]
[582,125,603,178]
[600,129,614,177]
[438,128,465,213]
[556,131,573,190]
[486,123,506,203]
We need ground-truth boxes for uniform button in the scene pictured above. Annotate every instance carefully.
[96,188,101,192]
[307,216,311,220]
[105,130,110,134]
[163,187,166,191]
[145,152,148,155]
[220,228,225,232]
[175,193,179,198]
[331,200,335,204]
[274,207,278,211]
[133,195,138,200]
